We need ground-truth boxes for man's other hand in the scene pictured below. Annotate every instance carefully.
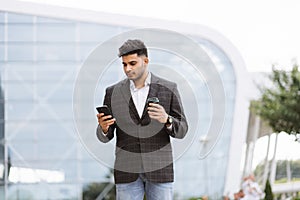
[147,103,168,124]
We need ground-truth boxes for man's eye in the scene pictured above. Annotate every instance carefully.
[129,62,136,66]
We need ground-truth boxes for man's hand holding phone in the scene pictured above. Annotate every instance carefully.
[96,105,115,134]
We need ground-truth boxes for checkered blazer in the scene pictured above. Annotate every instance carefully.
[96,73,188,184]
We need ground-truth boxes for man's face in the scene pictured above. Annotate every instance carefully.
[122,53,148,81]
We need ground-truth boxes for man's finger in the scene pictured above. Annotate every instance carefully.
[97,113,104,118]
[102,115,113,120]
[148,103,161,108]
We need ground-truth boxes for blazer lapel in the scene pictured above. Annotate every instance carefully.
[118,74,160,125]
[140,74,160,121]
[119,79,141,124]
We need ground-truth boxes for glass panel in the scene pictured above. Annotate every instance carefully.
[7,43,33,61]
[6,121,76,142]
[7,24,33,42]
[52,160,78,182]
[3,62,35,81]
[34,105,74,123]
[40,103,74,119]
[0,45,4,61]
[0,12,4,22]
[80,159,110,182]
[79,23,123,42]
[36,44,76,61]
[79,43,98,61]
[35,82,74,101]
[36,61,80,71]
[0,25,4,42]
[36,141,76,160]
[9,142,37,161]
[7,13,33,23]
[36,24,76,42]
[6,121,37,141]
[35,67,76,81]
[5,82,34,101]
[7,184,80,200]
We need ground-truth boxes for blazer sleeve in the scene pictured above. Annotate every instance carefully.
[165,83,188,139]
[96,87,115,143]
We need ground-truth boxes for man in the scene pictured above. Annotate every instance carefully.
[96,39,188,200]
[241,175,263,200]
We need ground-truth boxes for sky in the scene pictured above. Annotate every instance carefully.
[20,0,300,72]
[17,0,300,169]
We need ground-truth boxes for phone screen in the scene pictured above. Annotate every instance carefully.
[96,105,112,119]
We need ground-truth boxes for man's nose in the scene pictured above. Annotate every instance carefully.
[125,65,132,72]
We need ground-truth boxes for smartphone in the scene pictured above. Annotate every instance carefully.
[96,105,113,120]
[147,97,159,107]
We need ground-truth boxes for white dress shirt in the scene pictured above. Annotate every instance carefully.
[129,73,151,118]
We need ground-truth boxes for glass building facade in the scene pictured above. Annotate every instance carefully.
[0,9,239,200]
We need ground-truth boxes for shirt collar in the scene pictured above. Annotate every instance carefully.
[130,72,151,91]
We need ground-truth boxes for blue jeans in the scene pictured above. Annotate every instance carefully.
[116,174,173,200]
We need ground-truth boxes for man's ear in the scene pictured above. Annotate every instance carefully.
[143,57,149,65]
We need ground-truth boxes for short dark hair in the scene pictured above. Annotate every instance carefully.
[118,39,148,57]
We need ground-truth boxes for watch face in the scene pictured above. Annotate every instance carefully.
[168,116,173,124]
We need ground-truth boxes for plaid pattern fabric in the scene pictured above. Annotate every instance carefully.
[96,73,188,184]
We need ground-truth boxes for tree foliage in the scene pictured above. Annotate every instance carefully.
[264,179,274,200]
[252,64,300,135]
